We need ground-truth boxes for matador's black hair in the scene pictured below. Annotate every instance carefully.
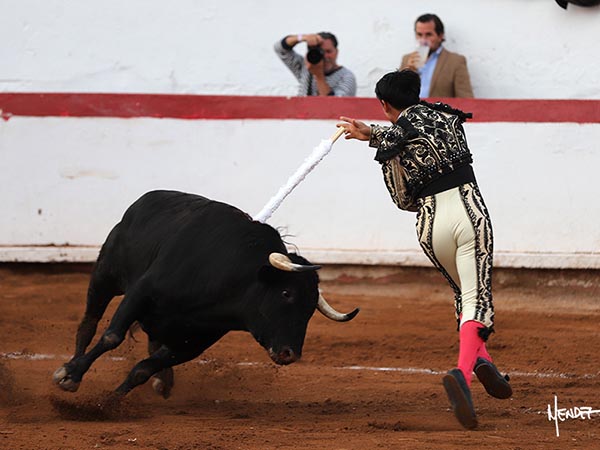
[375,70,421,110]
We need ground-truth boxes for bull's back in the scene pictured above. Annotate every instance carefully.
[99,190,281,290]
[99,191,238,282]
[122,190,214,235]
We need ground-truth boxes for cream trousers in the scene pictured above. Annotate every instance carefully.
[416,183,494,331]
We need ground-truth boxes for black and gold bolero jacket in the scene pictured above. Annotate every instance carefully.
[368,101,473,212]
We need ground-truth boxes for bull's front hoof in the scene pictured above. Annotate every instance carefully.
[151,377,169,399]
[52,366,80,392]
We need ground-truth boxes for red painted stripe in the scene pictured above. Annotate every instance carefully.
[1,93,599,123]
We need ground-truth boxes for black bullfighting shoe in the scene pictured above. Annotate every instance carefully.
[443,368,478,430]
[474,357,513,399]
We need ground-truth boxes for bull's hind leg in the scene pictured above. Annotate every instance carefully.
[53,282,148,393]
[148,340,174,399]
[114,332,226,397]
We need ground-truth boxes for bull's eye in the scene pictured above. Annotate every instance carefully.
[281,289,293,302]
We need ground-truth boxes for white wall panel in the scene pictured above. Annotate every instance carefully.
[1,0,599,99]
[1,117,598,268]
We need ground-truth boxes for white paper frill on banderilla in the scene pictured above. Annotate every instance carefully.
[253,127,344,223]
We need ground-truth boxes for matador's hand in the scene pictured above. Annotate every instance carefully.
[337,117,371,141]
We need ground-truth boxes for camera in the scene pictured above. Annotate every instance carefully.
[306,46,324,64]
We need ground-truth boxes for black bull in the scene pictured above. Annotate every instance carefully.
[53,190,359,398]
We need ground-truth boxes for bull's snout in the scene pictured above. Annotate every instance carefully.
[269,347,299,365]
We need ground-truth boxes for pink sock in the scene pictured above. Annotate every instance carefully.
[457,320,485,386]
[477,343,492,362]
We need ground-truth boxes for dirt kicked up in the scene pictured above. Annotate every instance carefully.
[1,264,600,449]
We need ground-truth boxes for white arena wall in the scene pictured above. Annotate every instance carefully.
[1,101,599,269]
[2,0,599,99]
[1,0,599,269]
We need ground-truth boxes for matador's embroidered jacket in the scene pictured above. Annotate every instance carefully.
[368,101,473,212]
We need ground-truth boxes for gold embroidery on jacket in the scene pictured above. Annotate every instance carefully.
[370,104,473,211]
[382,157,418,212]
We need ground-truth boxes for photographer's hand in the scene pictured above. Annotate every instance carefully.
[307,59,325,78]
[284,33,323,47]
[307,60,333,96]
[303,34,323,47]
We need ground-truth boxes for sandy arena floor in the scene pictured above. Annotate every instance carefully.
[1,263,600,449]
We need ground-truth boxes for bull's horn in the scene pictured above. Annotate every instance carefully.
[318,292,359,322]
[268,253,321,272]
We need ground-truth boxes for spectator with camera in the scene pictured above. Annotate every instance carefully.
[274,32,357,97]
[400,14,473,98]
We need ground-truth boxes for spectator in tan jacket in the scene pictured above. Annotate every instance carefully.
[400,14,474,98]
